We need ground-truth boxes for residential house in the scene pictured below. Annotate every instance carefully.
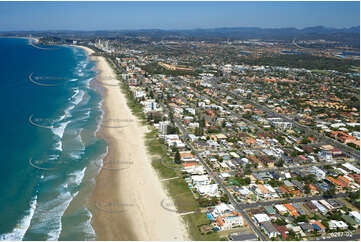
[299,223,314,233]
[311,200,328,214]
[350,211,360,224]
[191,175,210,186]
[275,204,288,215]
[310,221,326,234]
[329,220,348,230]
[261,221,280,239]
[195,183,219,197]
[341,215,358,229]
[254,213,271,224]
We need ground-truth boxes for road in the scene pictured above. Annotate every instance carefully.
[157,101,267,240]
[248,160,345,173]
[157,79,356,241]
[117,62,358,241]
[161,79,347,175]
[210,81,360,160]
[239,192,348,209]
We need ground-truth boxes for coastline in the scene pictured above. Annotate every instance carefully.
[78,46,189,240]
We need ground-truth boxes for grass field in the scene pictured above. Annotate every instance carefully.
[182,212,223,241]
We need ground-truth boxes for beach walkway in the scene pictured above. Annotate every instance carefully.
[160,176,180,182]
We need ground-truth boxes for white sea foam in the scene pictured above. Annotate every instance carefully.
[76,110,91,123]
[39,168,88,241]
[52,88,85,143]
[28,190,79,241]
[95,99,105,135]
[83,77,94,88]
[41,174,57,182]
[69,167,86,187]
[71,88,79,99]
[69,150,84,160]
[52,121,71,140]
[72,89,85,107]
[48,154,59,161]
[0,195,38,241]
[77,208,96,241]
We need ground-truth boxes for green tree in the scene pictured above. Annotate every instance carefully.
[174,149,181,164]
[220,194,229,203]
[304,184,311,194]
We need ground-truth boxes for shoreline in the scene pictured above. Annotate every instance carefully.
[77,45,189,240]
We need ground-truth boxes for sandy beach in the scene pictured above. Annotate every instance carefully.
[78,46,188,240]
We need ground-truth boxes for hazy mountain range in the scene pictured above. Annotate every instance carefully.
[2,25,360,46]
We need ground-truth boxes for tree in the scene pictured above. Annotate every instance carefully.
[274,219,287,226]
[200,117,206,128]
[167,125,177,134]
[325,187,336,197]
[220,194,229,203]
[294,215,308,223]
[174,149,181,164]
[169,111,174,122]
[304,184,311,194]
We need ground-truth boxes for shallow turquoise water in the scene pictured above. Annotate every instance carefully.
[0,38,106,240]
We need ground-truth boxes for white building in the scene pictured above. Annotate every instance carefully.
[158,121,169,135]
[141,99,158,113]
[267,117,293,130]
[350,211,360,224]
[221,216,244,230]
[329,220,348,230]
[211,203,235,218]
[183,165,205,175]
[254,213,271,224]
[275,204,288,215]
[309,166,326,180]
[311,200,328,214]
[195,183,219,197]
[239,186,252,197]
[318,200,334,211]
[191,175,210,186]
[342,163,360,174]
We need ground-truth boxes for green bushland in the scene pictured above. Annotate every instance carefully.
[239,54,359,73]
[143,62,199,76]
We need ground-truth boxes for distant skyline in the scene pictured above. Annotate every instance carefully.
[0,1,359,31]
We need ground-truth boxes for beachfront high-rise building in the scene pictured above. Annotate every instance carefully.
[159,121,169,135]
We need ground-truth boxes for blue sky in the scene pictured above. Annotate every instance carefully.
[0,1,359,31]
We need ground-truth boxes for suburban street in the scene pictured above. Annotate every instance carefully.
[211,81,360,160]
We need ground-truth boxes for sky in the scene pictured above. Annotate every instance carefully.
[0,1,359,31]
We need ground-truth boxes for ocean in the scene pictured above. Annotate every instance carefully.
[0,38,107,240]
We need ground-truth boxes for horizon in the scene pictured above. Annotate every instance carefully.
[1,24,360,33]
[0,1,359,31]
